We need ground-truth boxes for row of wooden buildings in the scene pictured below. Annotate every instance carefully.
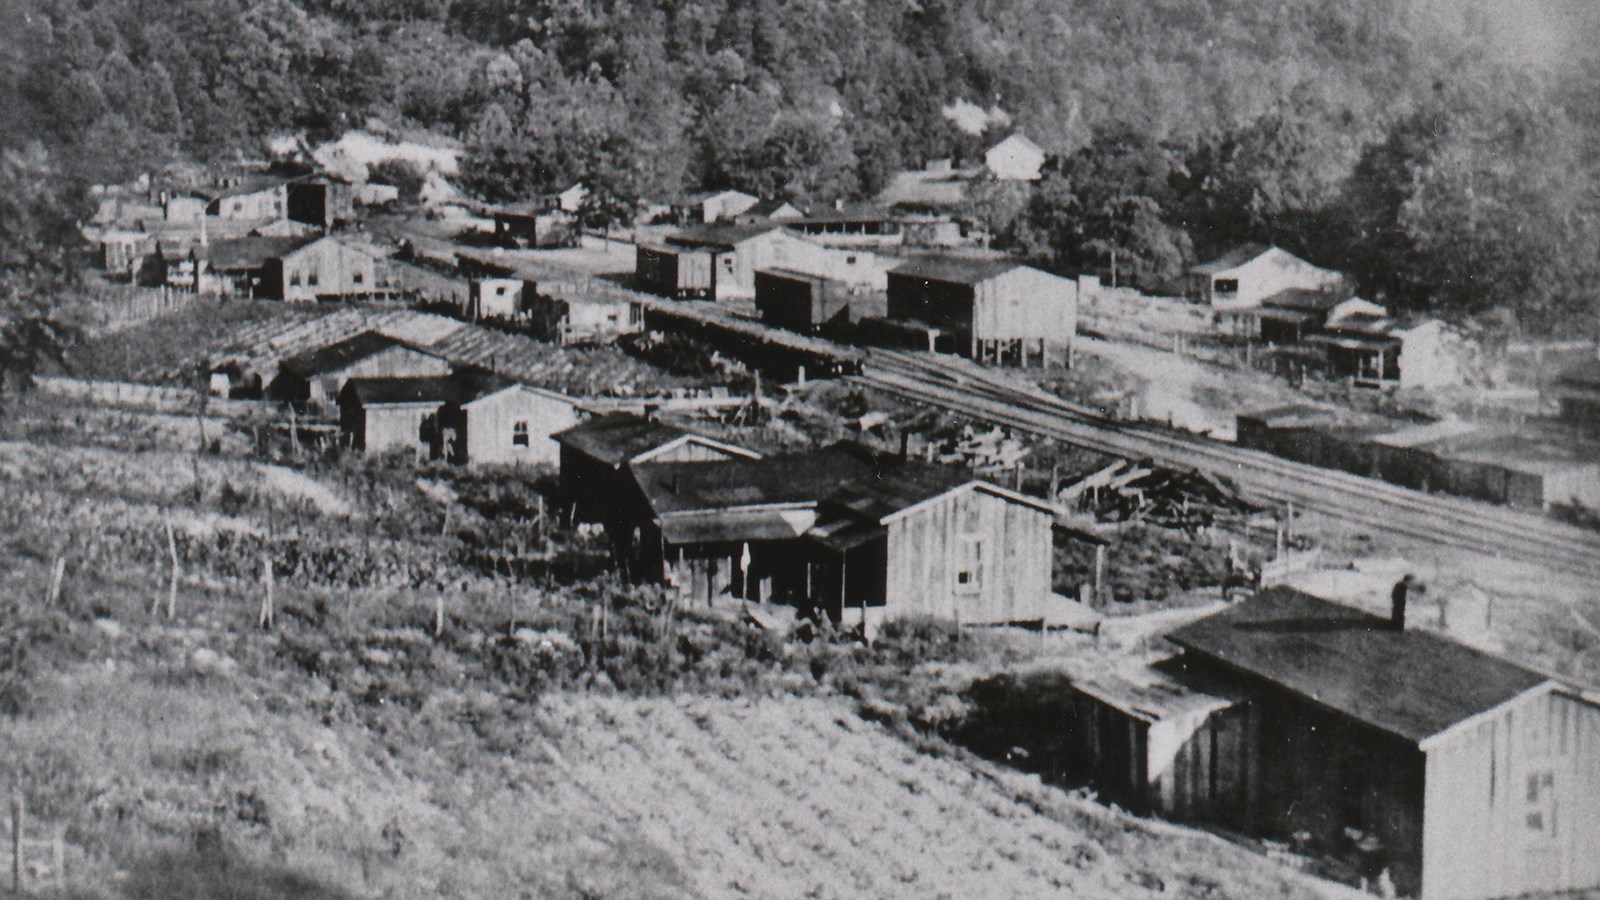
[553,412,1071,632]
[263,330,580,466]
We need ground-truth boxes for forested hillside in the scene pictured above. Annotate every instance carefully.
[5,0,1600,327]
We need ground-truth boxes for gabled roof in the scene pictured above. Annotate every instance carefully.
[203,176,290,201]
[679,189,757,205]
[738,199,801,220]
[279,331,431,378]
[551,412,751,468]
[1189,243,1275,276]
[203,235,315,271]
[989,132,1044,156]
[342,375,458,406]
[890,256,1025,285]
[1166,588,1552,745]
[666,223,783,250]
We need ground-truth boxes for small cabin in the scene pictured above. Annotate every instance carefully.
[466,277,536,320]
[260,236,394,303]
[524,290,643,345]
[488,203,579,249]
[439,379,579,467]
[337,375,455,458]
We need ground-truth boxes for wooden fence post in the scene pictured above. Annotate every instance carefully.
[166,520,179,619]
[11,790,21,895]
[434,593,444,638]
[45,555,65,607]
[258,553,274,630]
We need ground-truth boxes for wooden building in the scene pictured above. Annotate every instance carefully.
[487,202,579,249]
[524,290,643,345]
[1555,358,1600,434]
[286,173,354,229]
[618,444,1059,633]
[438,378,578,466]
[465,277,535,320]
[1131,588,1600,900]
[732,199,803,225]
[984,133,1046,182]
[659,224,842,301]
[671,189,759,224]
[1189,244,1345,313]
[98,230,149,277]
[1254,287,1349,344]
[337,375,454,458]
[886,257,1077,365]
[1311,312,1459,391]
[261,235,395,303]
[785,207,968,250]
[753,268,885,334]
[553,412,760,526]
[270,331,451,410]
[202,177,289,221]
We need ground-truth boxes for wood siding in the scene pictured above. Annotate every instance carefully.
[458,388,577,466]
[359,403,435,457]
[269,237,389,303]
[883,487,1051,624]
[1421,689,1600,900]
[308,346,451,408]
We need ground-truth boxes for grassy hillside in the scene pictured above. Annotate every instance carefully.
[0,377,1352,897]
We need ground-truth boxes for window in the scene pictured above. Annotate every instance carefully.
[495,285,506,296]
[307,271,319,287]
[1213,278,1239,294]
[290,272,302,287]
[232,201,243,213]
[353,272,364,285]
[512,420,529,447]
[1525,770,1557,838]
[847,255,859,265]
[955,534,983,594]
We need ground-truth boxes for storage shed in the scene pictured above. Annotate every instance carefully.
[1161,588,1600,900]
[753,268,884,334]
[269,331,451,410]
[337,375,454,458]
[553,412,759,526]
[886,257,1077,365]
[438,376,578,466]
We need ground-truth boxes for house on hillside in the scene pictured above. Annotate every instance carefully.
[261,235,395,303]
[337,375,456,459]
[99,230,149,277]
[1189,244,1345,313]
[487,202,579,249]
[465,277,536,320]
[732,199,803,225]
[1121,588,1600,900]
[553,412,760,526]
[754,268,885,334]
[544,183,588,213]
[286,172,354,229]
[338,369,580,465]
[883,257,1077,365]
[1553,358,1600,435]
[437,377,579,466]
[671,189,759,224]
[524,290,643,345]
[269,331,451,410]
[1310,309,1458,391]
[1254,287,1351,344]
[617,444,1061,633]
[985,133,1046,181]
[202,177,289,222]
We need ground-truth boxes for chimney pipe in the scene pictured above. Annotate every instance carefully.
[899,429,910,460]
[1390,574,1415,631]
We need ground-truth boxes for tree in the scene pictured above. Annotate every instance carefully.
[0,145,84,405]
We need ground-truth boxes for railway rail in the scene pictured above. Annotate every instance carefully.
[859,348,1600,578]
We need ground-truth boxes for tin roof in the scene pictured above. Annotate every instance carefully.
[1166,588,1551,745]
[1189,243,1274,276]
[341,375,458,406]
[279,331,428,378]
[552,413,698,468]
[665,223,783,250]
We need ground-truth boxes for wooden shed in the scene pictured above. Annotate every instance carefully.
[260,236,394,303]
[465,277,535,320]
[487,202,578,249]
[1554,358,1600,434]
[269,331,451,410]
[1161,589,1600,900]
[439,377,578,467]
[886,257,1077,365]
[524,290,643,345]
[635,242,714,299]
[337,375,455,458]
[552,412,759,527]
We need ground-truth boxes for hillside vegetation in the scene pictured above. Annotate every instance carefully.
[4,0,1600,329]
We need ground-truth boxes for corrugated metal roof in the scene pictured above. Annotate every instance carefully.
[1166,588,1549,744]
[279,331,419,378]
[1259,287,1345,313]
[666,223,782,250]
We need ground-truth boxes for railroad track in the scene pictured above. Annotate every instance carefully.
[859,348,1600,578]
